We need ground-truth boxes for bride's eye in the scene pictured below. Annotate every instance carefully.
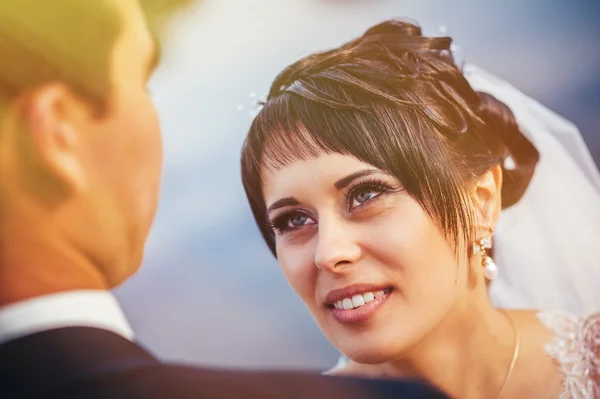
[269,211,316,234]
[355,191,377,204]
[290,214,309,227]
[346,179,392,211]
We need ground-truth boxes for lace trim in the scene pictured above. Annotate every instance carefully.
[538,311,600,399]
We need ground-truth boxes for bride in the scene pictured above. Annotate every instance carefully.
[240,20,599,398]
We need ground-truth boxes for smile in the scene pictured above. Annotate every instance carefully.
[333,290,386,310]
[324,285,393,324]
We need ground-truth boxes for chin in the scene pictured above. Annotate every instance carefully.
[126,244,146,276]
[104,243,145,288]
[124,222,151,273]
[345,350,395,365]
[331,324,423,365]
[334,336,405,365]
[105,263,135,289]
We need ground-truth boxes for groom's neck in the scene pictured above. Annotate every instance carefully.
[0,230,108,307]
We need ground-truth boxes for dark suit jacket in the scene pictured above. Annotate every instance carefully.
[0,326,447,399]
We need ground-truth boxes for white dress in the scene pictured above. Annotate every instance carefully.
[538,311,599,398]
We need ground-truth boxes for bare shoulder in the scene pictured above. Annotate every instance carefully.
[503,308,597,357]
[496,309,563,397]
[502,309,556,347]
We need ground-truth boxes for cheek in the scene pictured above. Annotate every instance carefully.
[90,92,162,232]
[366,200,458,299]
[127,94,162,171]
[278,244,318,308]
[120,94,162,211]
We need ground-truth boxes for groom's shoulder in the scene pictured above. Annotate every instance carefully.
[61,363,448,399]
[0,326,446,399]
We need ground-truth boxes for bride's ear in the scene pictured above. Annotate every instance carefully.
[469,165,503,236]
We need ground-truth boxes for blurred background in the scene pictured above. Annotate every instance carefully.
[116,0,600,370]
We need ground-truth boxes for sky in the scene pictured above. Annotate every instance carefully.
[114,0,600,370]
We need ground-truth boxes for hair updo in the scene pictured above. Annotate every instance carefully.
[241,19,539,257]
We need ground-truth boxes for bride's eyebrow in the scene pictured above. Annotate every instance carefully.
[265,169,383,217]
[334,169,381,190]
[266,197,299,217]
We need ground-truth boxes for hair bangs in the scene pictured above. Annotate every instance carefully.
[258,95,388,172]
[241,77,474,257]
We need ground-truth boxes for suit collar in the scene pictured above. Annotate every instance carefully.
[0,290,134,345]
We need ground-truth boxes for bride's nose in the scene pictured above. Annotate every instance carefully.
[314,216,361,272]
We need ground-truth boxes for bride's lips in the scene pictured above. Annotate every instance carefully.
[324,284,393,325]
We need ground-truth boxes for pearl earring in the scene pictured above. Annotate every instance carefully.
[472,237,498,280]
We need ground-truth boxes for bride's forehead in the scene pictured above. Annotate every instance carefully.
[261,154,375,190]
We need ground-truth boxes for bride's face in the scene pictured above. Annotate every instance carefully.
[262,153,464,364]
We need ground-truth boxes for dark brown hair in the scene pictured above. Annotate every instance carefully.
[241,19,539,257]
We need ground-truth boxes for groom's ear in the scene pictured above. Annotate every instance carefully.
[469,165,503,236]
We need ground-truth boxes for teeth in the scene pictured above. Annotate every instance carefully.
[352,295,365,307]
[342,298,353,310]
[334,290,387,310]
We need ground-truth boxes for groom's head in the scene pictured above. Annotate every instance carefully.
[0,0,162,294]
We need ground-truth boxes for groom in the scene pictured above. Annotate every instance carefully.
[0,1,446,398]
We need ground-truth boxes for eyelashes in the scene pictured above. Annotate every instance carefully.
[268,178,394,235]
[268,211,315,234]
[344,179,392,211]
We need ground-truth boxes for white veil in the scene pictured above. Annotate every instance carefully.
[464,64,600,316]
